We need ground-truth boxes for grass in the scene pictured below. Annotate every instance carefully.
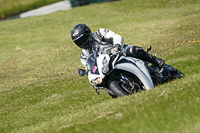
[0,0,64,20]
[0,0,200,132]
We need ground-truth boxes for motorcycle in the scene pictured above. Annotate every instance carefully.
[78,46,184,98]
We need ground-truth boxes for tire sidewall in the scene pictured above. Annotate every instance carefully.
[109,80,129,97]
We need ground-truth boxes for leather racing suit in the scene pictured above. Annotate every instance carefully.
[80,28,164,70]
[80,28,129,69]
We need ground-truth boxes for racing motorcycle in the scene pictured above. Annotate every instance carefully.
[78,46,184,98]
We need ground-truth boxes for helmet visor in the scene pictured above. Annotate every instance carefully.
[74,34,92,49]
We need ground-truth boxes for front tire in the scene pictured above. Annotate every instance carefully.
[108,71,145,98]
[109,80,129,97]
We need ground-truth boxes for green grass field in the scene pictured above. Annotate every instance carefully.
[0,0,64,20]
[0,0,200,132]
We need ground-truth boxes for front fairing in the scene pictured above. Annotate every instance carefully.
[86,52,110,85]
[113,55,154,90]
[86,53,99,74]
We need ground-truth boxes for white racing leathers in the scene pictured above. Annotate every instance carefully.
[80,28,131,70]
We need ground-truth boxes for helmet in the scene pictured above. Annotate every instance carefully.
[71,23,92,49]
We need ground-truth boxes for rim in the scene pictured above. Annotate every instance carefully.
[116,77,139,94]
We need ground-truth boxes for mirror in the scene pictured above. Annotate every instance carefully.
[78,69,87,77]
[147,46,152,52]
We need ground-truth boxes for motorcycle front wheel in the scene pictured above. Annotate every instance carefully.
[109,74,144,97]
[109,80,129,97]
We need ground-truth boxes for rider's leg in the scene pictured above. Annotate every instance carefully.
[126,46,165,69]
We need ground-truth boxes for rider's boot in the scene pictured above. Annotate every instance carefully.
[126,46,165,69]
[147,55,165,69]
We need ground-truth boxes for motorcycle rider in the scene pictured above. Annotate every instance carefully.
[71,23,165,70]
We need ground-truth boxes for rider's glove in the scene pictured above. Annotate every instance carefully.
[111,44,121,55]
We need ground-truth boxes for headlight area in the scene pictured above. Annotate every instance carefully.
[102,66,109,74]
[102,57,109,74]
[91,77,103,85]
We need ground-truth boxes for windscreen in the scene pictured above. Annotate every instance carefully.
[86,53,99,74]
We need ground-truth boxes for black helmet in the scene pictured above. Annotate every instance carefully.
[71,23,92,49]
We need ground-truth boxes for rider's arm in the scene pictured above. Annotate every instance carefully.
[80,49,90,70]
[97,28,124,50]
